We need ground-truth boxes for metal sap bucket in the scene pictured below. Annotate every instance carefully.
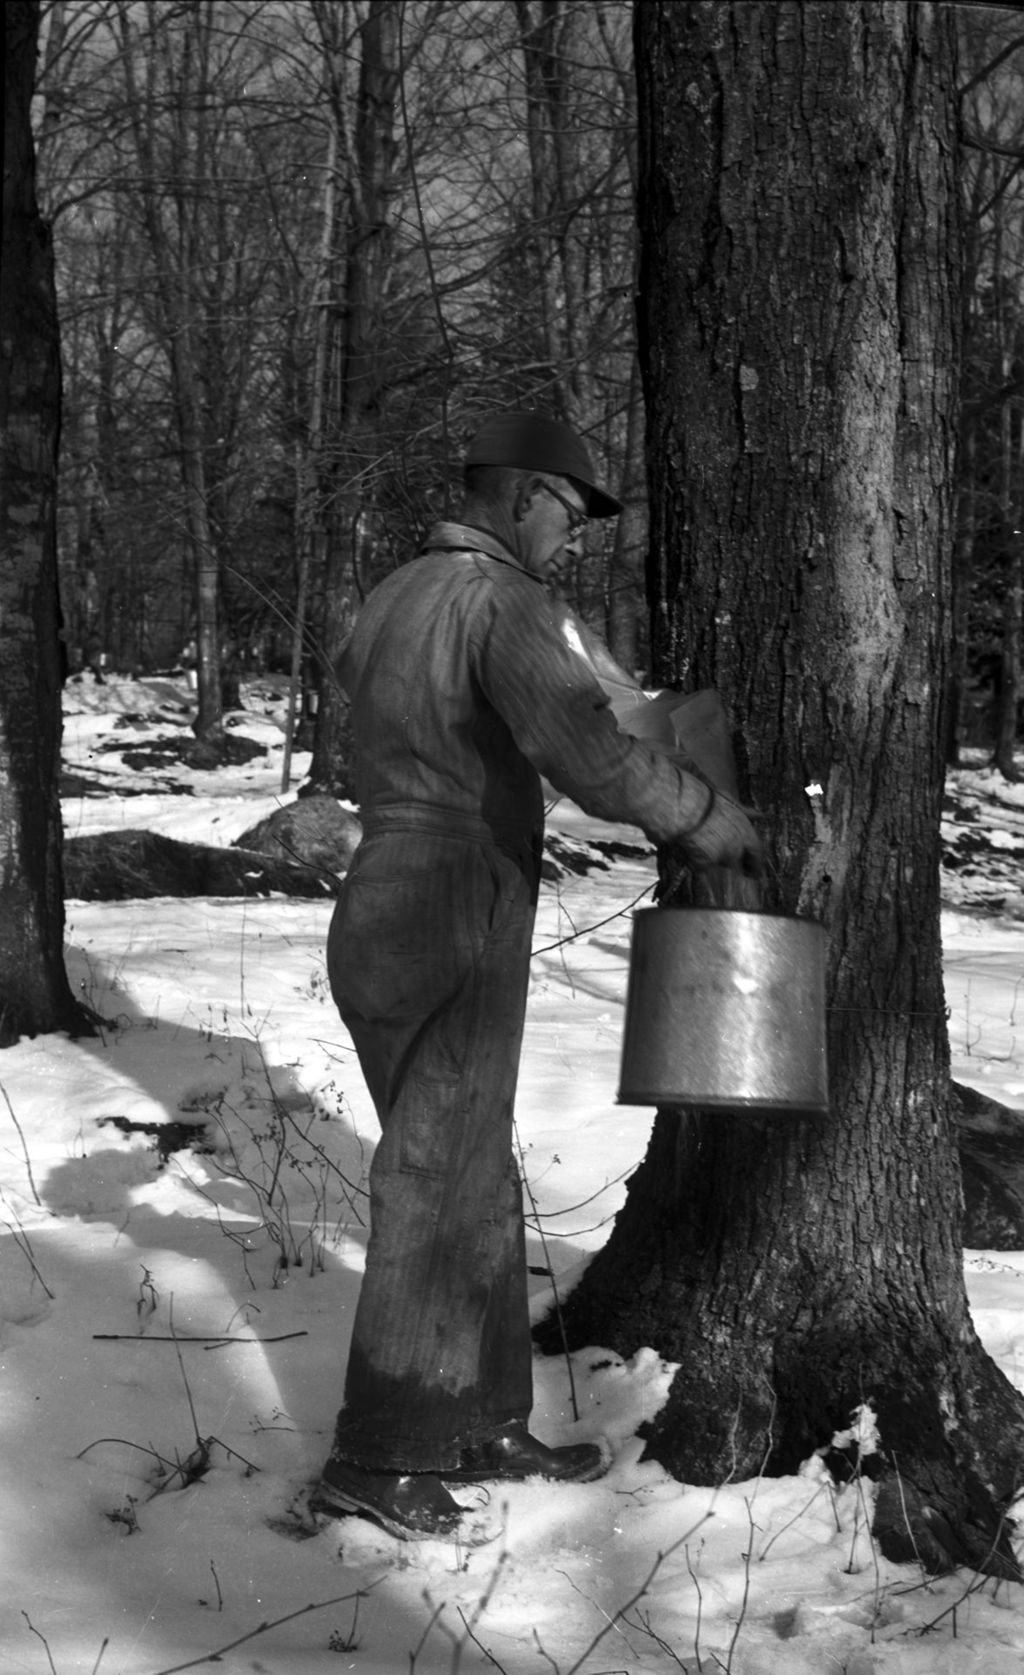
[618,907,829,1114]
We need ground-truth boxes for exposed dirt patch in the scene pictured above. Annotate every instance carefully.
[61,768,187,798]
[64,828,338,900]
[97,732,268,772]
[98,1115,214,1163]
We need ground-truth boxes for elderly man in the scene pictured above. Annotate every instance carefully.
[312,411,761,1540]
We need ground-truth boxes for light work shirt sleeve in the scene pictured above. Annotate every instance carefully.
[471,571,712,846]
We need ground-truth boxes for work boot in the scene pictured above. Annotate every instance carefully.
[444,1420,609,1484]
[310,1457,465,1541]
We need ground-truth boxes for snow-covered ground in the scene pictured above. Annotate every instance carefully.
[2,672,1024,1675]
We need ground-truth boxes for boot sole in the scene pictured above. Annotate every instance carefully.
[443,1453,610,1487]
[310,1482,461,1542]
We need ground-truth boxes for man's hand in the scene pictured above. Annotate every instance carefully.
[676,787,764,875]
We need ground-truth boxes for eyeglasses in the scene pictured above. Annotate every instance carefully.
[540,481,588,539]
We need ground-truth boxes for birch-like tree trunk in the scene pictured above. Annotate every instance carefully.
[1,0,92,1046]
[546,0,1024,1576]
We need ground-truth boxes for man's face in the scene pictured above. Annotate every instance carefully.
[514,476,589,586]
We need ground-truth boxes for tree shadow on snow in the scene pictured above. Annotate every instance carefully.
[35,945,370,1488]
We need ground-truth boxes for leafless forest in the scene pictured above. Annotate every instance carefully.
[28,1,1024,770]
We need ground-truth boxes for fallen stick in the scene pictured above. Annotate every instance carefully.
[92,1330,308,1344]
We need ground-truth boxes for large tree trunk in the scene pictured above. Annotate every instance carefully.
[545,0,1024,1576]
[0,1,93,1046]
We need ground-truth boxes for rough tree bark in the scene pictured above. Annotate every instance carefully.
[543,0,1024,1576]
[0,0,93,1046]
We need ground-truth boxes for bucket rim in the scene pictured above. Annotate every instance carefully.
[616,1090,830,1115]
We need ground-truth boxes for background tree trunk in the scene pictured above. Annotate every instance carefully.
[281,109,340,793]
[306,0,399,798]
[545,0,1024,1576]
[956,12,1024,771]
[605,358,647,674]
[948,416,976,764]
[116,0,232,748]
[0,0,93,1046]
[994,377,1023,779]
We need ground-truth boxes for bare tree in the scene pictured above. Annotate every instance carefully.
[1,0,93,1046]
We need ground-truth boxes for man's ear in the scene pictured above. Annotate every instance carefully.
[513,477,535,522]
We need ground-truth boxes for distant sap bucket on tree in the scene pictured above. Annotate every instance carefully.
[618,907,829,1114]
